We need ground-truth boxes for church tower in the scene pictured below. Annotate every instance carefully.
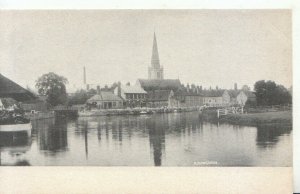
[148,33,164,79]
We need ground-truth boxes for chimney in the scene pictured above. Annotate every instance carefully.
[216,86,219,90]
[126,82,130,86]
[186,84,190,93]
[191,84,196,93]
[117,82,121,97]
[234,83,238,91]
[97,85,101,94]
[83,66,86,85]
[86,84,90,91]
[200,86,203,92]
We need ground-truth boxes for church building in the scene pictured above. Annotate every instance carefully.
[136,33,203,108]
[137,33,182,93]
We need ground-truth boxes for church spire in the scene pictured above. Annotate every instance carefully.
[148,32,164,79]
[151,32,160,68]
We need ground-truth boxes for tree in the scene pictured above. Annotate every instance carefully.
[36,72,68,107]
[254,80,292,106]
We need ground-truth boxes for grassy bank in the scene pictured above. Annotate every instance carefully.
[219,111,292,126]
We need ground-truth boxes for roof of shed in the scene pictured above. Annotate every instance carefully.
[0,73,36,101]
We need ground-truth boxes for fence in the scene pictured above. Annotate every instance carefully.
[217,107,244,119]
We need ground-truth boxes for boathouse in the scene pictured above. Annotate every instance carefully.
[0,73,36,102]
[87,91,123,109]
[114,83,147,108]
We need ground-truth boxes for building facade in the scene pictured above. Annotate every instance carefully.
[236,91,256,106]
[202,90,231,107]
[146,90,173,108]
[114,84,147,108]
[87,91,123,109]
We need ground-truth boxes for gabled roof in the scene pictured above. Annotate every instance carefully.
[121,85,147,94]
[147,90,172,102]
[137,79,181,91]
[228,89,256,98]
[87,91,123,103]
[0,73,36,102]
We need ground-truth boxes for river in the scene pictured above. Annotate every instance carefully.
[0,112,292,166]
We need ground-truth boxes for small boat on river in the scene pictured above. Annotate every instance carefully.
[140,110,148,114]
[0,123,32,136]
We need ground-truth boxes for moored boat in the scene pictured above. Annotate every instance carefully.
[140,110,147,114]
[0,123,32,136]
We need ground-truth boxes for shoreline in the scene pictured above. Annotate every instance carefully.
[78,107,199,117]
[219,111,292,127]
[199,109,292,127]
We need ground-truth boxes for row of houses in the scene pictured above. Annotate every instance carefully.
[80,34,257,110]
[1,72,256,112]
[86,79,256,109]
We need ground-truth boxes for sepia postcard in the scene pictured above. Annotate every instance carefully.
[0,9,294,193]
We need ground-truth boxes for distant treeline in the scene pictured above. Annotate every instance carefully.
[253,80,292,106]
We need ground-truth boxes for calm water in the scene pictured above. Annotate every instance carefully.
[0,112,292,166]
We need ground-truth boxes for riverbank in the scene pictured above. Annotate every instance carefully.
[25,111,55,120]
[78,107,199,117]
[219,111,292,126]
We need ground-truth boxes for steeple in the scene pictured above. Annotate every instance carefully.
[148,32,164,80]
[151,32,160,68]
[83,66,86,85]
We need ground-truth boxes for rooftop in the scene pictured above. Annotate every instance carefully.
[121,84,147,94]
[0,73,36,102]
[137,79,181,91]
[87,91,123,102]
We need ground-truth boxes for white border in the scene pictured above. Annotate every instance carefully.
[0,0,298,193]
[0,0,294,9]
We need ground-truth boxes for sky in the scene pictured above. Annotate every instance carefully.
[0,10,292,92]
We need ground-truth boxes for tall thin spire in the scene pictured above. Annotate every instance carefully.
[83,66,86,85]
[148,32,164,80]
[151,32,160,68]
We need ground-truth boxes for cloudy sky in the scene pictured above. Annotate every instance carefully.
[0,10,292,92]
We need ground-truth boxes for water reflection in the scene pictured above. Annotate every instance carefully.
[1,112,292,166]
[33,118,68,154]
[256,124,292,148]
[147,115,166,166]
[0,131,32,166]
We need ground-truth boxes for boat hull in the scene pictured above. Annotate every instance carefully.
[0,123,32,136]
